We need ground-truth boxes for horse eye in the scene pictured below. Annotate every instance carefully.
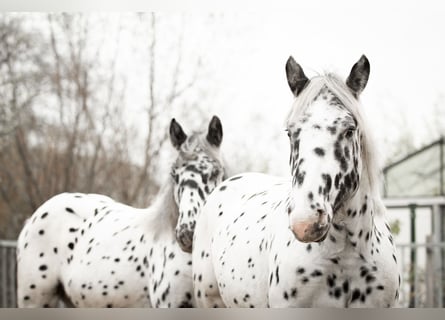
[344,127,356,139]
[285,129,290,138]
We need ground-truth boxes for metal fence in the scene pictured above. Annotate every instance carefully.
[0,240,17,308]
[1,239,445,308]
[396,239,445,307]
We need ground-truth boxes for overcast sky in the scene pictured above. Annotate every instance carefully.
[11,2,445,178]
[123,3,445,177]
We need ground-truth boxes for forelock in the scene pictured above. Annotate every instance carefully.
[175,131,224,171]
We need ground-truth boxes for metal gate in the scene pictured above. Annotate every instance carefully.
[396,240,445,307]
[0,240,17,308]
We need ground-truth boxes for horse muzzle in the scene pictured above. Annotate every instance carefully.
[176,224,194,253]
[290,214,331,243]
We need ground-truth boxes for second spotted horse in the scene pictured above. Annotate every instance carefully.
[17,116,226,308]
[192,56,400,308]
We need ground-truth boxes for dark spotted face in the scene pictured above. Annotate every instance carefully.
[169,116,225,252]
[284,55,370,243]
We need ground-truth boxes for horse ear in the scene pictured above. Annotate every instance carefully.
[285,56,309,97]
[346,55,370,98]
[207,115,223,147]
[169,119,187,149]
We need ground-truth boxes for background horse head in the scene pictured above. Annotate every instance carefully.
[284,55,380,243]
[169,116,225,252]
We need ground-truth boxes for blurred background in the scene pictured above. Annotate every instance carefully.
[1,5,445,307]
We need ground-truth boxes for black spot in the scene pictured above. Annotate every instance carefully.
[275,266,280,284]
[314,148,325,156]
[334,287,342,299]
[351,289,361,303]
[65,207,75,214]
[68,243,74,250]
[311,270,323,277]
[361,202,367,214]
[39,265,48,271]
[327,126,337,135]
[38,230,44,235]
[41,212,48,219]
[322,174,332,195]
[334,173,341,189]
[297,267,305,274]
[296,172,306,186]
[343,280,349,293]
[327,275,335,287]
[219,186,227,191]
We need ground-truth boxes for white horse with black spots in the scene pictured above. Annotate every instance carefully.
[192,56,400,307]
[17,116,226,308]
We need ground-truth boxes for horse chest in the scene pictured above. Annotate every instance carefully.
[267,242,396,308]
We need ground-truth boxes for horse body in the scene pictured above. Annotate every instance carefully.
[16,193,117,307]
[17,116,225,308]
[60,190,194,307]
[194,173,398,307]
[192,56,400,308]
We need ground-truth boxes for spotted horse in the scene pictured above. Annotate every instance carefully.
[17,116,226,308]
[192,56,400,308]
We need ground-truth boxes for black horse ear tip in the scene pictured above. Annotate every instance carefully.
[286,56,296,67]
[359,54,370,65]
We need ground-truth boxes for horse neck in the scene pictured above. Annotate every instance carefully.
[322,173,382,258]
[145,179,179,233]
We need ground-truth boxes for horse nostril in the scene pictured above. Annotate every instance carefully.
[316,209,324,216]
[287,205,293,215]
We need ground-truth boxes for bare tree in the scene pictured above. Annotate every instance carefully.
[0,13,206,239]
[127,13,202,205]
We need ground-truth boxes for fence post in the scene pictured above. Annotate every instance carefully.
[425,235,434,307]
[409,204,417,307]
[432,204,444,307]
[0,240,17,308]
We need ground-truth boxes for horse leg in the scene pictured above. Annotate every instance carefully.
[16,261,61,308]
[17,223,62,307]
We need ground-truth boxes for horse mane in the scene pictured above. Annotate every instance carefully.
[285,73,384,213]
